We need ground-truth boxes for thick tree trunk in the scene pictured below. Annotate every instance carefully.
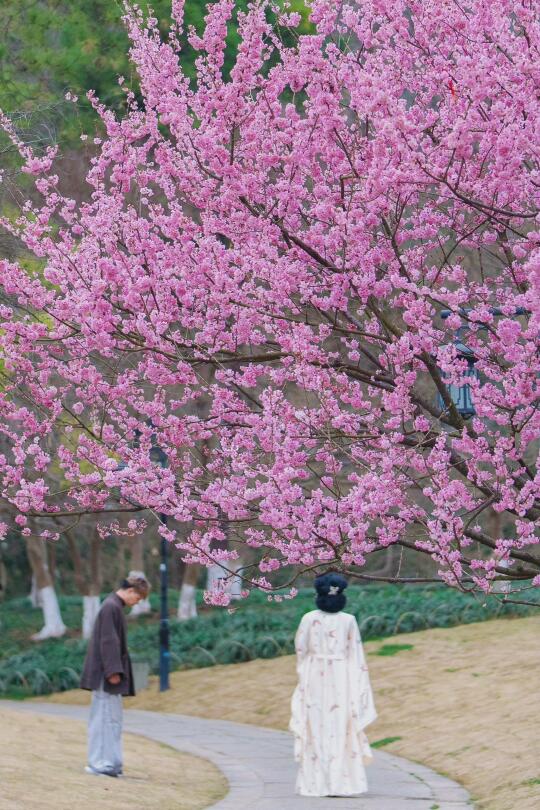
[82,595,101,639]
[206,517,243,600]
[28,575,41,607]
[26,535,54,589]
[177,563,199,620]
[230,560,243,600]
[207,560,243,600]
[47,540,57,582]
[65,526,103,639]
[89,532,101,596]
[26,535,66,641]
[82,533,102,638]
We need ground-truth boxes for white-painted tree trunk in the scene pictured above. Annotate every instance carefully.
[230,561,243,601]
[207,562,243,600]
[31,586,67,641]
[492,559,512,594]
[177,582,197,621]
[129,596,152,618]
[82,595,101,639]
[29,575,42,608]
[206,563,225,592]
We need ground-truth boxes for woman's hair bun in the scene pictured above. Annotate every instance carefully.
[314,573,348,613]
[314,572,348,595]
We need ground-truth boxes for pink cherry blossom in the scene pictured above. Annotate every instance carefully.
[0,1,538,603]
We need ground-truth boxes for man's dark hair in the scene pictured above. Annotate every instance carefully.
[120,570,150,598]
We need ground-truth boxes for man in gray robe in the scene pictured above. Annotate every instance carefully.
[80,571,150,777]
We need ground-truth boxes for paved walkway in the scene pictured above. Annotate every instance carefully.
[2,701,473,809]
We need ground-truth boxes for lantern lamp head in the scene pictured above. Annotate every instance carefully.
[438,314,478,418]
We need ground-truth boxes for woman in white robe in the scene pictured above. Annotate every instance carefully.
[289,573,376,797]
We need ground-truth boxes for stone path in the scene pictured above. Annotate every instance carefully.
[2,701,473,809]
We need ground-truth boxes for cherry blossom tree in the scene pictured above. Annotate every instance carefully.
[1,0,539,605]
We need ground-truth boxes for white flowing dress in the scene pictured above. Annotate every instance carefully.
[289,609,377,797]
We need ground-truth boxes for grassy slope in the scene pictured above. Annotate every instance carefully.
[0,707,226,810]
[49,614,540,810]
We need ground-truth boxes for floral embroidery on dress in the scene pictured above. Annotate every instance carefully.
[289,610,377,797]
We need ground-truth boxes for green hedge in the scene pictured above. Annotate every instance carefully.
[0,584,538,697]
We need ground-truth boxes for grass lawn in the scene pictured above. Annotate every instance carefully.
[0,707,227,810]
[47,614,540,810]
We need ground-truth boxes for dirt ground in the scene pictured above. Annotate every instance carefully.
[0,707,226,810]
[46,615,540,810]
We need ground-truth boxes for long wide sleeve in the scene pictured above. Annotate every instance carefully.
[289,613,311,759]
[348,615,377,731]
[293,612,310,673]
[290,610,375,797]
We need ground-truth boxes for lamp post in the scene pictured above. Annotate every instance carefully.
[437,315,478,418]
[437,307,527,418]
[437,306,528,594]
[116,432,170,691]
[149,440,170,692]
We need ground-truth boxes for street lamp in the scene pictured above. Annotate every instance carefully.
[149,438,170,693]
[121,426,170,692]
[435,307,528,593]
[437,312,478,418]
[437,307,527,419]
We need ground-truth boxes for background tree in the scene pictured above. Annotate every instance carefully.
[0,0,539,605]
[0,0,312,149]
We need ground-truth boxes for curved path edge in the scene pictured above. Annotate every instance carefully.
[1,701,473,809]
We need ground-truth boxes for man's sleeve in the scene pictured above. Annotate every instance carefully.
[99,605,124,679]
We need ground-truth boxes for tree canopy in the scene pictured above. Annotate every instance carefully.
[0,0,539,603]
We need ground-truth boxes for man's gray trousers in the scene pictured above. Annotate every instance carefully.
[87,684,123,775]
